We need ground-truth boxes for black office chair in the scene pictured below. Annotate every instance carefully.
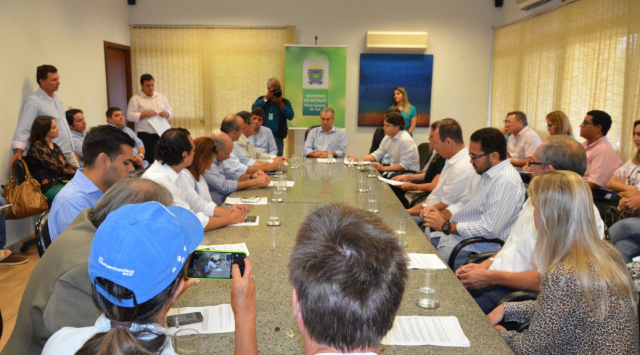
[498,290,539,332]
[304,125,321,142]
[417,142,432,171]
[35,210,51,257]
[368,127,385,154]
[448,237,505,270]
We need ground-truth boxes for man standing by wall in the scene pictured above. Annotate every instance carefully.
[11,65,78,168]
[127,73,172,164]
[251,78,294,156]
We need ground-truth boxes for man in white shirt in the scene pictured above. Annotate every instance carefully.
[127,73,172,164]
[424,128,525,271]
[220,114,283,174]
[289,204,407,355]
[455,136,604,313]
[410,119,475,217]
[504,111,541,167]
[248,108,278,156]
[304,107,348,158]
[142,128,248,230]
[11,65,78,168]
[359,112,420,173]
[66,108,86,168]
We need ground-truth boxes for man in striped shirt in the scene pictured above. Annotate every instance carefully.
[424,128,525,271]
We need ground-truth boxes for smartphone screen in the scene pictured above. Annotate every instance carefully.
[245,215,257,223]
[166,311,203,327]
[187,250,246,279]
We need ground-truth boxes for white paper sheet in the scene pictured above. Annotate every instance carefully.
[166,304,235,335]
[225,197,268,205]
[377,176,403,186]
[197,242,250,256]
[381,316,470,347]
[147,115,171,136]
[408,254,448,270]
[268,181,295,187]
[343,160,370,165]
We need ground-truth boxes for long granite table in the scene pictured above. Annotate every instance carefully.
[177,159,514,355]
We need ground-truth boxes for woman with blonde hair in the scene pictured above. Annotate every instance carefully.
[545,111,573,137]
[391,87,417,134]
[488,170,639,355]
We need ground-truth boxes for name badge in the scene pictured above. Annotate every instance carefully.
[268,113,274,121]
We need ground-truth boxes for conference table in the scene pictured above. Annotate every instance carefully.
[177,159,514,355]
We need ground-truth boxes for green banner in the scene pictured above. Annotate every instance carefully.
[285,45,347,129]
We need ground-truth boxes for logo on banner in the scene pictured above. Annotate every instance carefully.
[303,60,329,90]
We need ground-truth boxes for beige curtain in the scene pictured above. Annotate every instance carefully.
[491,0,640,159]
[130,26,296,138]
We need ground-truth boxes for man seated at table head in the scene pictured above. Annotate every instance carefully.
[455,136,605,314]
[248,107,278,156]
[48,125,136,241]
[358,112,420,174]
[142,128,247,231]
[0,178,172,355]
[289,204,408,355]
[423,127,525,271]
[203,131,271,205]
[579,109,623,190]
[236,110,277,161]
[66,108,86,168]
[408,118,475,217]
[304,107,348,159]
[106,107,146,168]
[220,114,283,174]
[504,111,541,168]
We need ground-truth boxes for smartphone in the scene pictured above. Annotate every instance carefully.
[245,215,257,223]
[187,250,247,279]
[166,311,203,327]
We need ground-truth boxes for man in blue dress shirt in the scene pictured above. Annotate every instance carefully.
[66,108,87,168]
[106,107,146,168]
[248,108,278,156]
[304,107,348,158]
[48,126,136,241]
[251,78,294,156]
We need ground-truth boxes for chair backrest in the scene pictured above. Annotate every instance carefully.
[35,209,51,257]
[368,127,385,154]
[417,143,432,171]
[304,125,321,142]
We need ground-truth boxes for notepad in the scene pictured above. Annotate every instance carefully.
[382,316,470,347]
[166,304,235,335]
[225,197,268,205]
[407,254,448,270]
[377,176,403,186]
[268,181,295,187]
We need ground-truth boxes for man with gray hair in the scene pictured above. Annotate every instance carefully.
[251,77,295,156]
[236,111,276,161]
[504,111,541,167]
[1,178,175,355]
[289,204,408,354]
[304,107,348,158]
[455,136,605,314]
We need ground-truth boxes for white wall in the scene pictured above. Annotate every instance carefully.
[0,0,130,246]
[129,0,500,155]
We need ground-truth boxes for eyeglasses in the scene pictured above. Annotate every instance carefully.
[526,161,543,167]
[503,120,513,124]
[469,152,491,160]
[581,120,594,126]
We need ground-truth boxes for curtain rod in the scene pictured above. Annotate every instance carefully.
[130,25,295,30]
[493,0,580,30]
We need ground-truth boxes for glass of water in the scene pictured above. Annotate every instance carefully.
[417,269,438,309]
[396,219,407,247]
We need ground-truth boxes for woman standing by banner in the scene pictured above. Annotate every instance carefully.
[391,87,417,134]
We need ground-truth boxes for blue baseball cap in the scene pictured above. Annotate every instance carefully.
[88,202,203,307]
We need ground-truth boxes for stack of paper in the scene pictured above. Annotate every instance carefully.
[197,242,250,256]
[377,176,403,186]
[268,181,295,187]
[381,316,470,347]
[407,254,448,270]
[225,197,268,205]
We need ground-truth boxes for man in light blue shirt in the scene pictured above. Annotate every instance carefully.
[304,107,347,158]
[66,108,87,168]
[48,126,136,241]
[248,107,278,155]
[11,65,77,168]
[106,107,146,168]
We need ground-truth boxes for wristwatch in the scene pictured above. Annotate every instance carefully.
[441,221,451,235]
[138,153,145,159]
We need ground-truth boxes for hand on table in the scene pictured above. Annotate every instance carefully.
[456,263,492,290]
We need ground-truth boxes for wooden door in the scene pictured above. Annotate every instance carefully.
[104,41,132,127]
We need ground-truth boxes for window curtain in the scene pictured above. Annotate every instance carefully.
[490,0,640,159]
[130,26,296,138]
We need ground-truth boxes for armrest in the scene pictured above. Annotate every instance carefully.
[448,237,505,269]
